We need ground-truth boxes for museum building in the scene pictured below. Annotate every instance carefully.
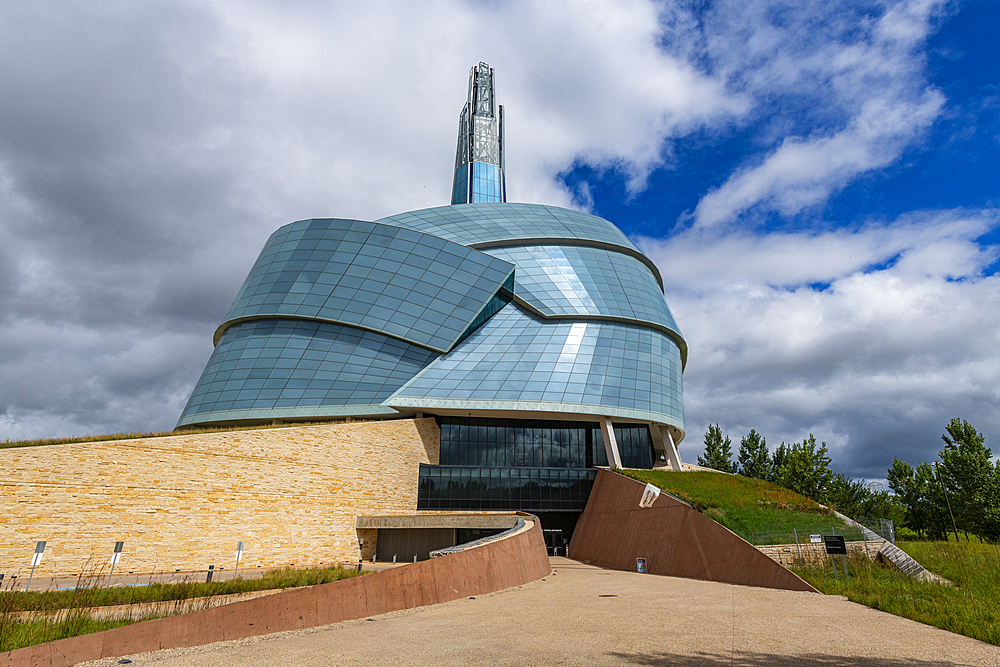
[176,63,687,543]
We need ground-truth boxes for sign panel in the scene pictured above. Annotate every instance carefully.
[824,535,848,555]
[637,558,647,574]
[639,483,661,508]
[809,534,822,543]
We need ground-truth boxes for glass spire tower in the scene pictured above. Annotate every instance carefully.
[451,62,506,204]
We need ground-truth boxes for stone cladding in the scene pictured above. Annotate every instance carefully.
[756,539,885,566]
[0,419,439,579]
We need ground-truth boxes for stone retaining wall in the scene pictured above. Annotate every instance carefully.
[0,419,440,578]
[756,539,886,567]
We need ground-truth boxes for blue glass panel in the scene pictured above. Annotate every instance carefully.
[387,303,684,428]
[482,245,681,335]
[177,319,437,427]
[219,219,514,353]
[376,203,639,252]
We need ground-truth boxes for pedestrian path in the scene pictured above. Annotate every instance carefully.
[80,558,998,667]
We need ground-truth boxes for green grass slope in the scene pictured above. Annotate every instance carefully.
[621,469,847,544]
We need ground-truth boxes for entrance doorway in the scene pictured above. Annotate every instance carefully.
[543,529,566,557]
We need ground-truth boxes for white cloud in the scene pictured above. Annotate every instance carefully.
[0,0,742,439]
[640,208,1000,475]
[689,0,949,227]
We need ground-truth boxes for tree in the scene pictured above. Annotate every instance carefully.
[938,418,995,539]
[826,473,869,517]
[769,442,789,484]
[772,434,833,502]
[737,429,771,480]
[698,424,736,473]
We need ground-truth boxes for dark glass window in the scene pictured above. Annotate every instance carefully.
[417,465,597,512]
[613,423,656,469]
[438,417,610,469]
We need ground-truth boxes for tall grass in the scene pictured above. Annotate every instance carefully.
[622,469,845,542]
[794,541,1000,646]
[0,564,365,652]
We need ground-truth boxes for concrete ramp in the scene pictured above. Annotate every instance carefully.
[2,518,550,667]
[570,470,817,592]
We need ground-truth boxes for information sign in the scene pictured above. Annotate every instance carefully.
[809,534,822,543]
[637,558,647,574]
[824,535,847,555]
[639,484,661,508]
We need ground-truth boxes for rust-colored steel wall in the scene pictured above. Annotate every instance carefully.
[570,470,817,593]
[1,520,550,667]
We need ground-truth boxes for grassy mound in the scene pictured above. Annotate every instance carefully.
[621,469,847,544]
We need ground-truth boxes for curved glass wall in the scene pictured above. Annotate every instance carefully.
[377,203,640,252]
[482,245,680,334]
[387,303,684,429]
[177,319,438,427]
[220,218,514,353]
[179,203,685,439]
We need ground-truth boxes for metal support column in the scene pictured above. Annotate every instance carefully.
[599,416,622,468]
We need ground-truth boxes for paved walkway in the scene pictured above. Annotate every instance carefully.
[81,558,999,667]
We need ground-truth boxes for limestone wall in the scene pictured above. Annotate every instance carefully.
[756,539,886,567]
[0,419,440,579]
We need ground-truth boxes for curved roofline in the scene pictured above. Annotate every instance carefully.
[468,237,665,293]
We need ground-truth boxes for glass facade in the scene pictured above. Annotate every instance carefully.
[220,218,514,353]
[482,244,680,333]
[177,319,438,426]
[387,303,684,429]
[377,203,644,255]
[437,417,655,470]
[416,465,597,511]
[438,417,607,468]
[471,162,502,203]
[179,203,686,442]
[451,164,470,205]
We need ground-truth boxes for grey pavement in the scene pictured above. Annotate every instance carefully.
[80,557,999,666]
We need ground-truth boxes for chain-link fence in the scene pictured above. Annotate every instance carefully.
[741,518,894,547]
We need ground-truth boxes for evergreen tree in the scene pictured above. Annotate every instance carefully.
[826,473,869,517]
[772,434,833,502]
[737,429,771,480]
[939,418,995,539]
[697,424,736,473]
[769,442,789,484]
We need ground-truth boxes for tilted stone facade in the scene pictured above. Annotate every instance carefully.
[0,419,439,579]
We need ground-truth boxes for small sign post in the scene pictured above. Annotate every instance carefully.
[235,541,244,578]
[824,535,849,580]
[637,558,647,574]
[27,541,46,589]
[108,541,124,584]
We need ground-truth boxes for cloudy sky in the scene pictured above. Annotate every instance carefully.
[1,0,997,478]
